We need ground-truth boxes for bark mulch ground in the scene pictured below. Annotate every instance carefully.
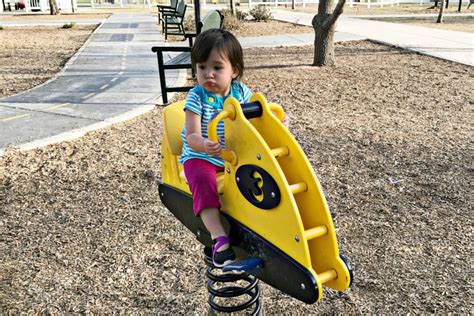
[0,25,97,98]
[1,18,473,314]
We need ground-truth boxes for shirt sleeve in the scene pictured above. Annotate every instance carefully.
[232,81,252,103]
[240,83,252,103]
[184,88,202,116]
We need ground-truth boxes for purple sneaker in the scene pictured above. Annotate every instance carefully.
[212,236,236,268]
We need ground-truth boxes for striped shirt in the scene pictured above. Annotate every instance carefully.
[180,82,252,167]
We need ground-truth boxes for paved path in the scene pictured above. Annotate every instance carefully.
[0,11,472,154]
[271,9,474,66]
[0,13,162,152]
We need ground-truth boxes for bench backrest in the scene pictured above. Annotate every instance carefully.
[198,10,224,34]
[175,1,186,18]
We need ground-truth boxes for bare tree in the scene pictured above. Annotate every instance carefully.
[49,0,59,15]
[437,0,445,23]
[312,0,346,66]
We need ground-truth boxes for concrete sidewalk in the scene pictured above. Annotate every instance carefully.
[271,9,474,66]
[0,13,162,153]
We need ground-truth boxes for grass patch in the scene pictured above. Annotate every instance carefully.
[62,22,76,29]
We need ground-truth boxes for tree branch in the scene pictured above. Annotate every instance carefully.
[323,0,346,28]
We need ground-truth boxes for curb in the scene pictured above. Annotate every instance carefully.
[0,102,157,156]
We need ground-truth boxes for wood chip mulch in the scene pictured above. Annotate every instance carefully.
[1,27,473,313]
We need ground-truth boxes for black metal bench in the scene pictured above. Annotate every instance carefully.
[157,0,178,25]
[152,10,224,105]
[161,1,187,41]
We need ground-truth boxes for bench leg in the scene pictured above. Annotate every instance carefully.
[157,52,169,104]
[180,23,185,40]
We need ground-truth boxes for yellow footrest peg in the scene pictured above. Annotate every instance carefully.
[289,182,308,195]
[304,225,328,241]
[318,269,338,284]
[271,146,289,158]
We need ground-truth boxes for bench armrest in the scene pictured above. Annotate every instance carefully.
[162,10,180,17]
[152,46,192,54]
[184,33,197,46]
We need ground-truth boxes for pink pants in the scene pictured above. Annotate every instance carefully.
[183,158,224,216]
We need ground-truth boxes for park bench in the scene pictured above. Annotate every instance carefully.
[157,0,178,25]
[161,1,187,41]
[152,10,224,105]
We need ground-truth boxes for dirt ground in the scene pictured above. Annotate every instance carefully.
[1,12,473,314]
[0,13,110,20]
[0,25,97,98]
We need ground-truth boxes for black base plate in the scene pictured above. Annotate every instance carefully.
[158,182,319,304]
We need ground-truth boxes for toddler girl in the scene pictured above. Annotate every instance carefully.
[179,29,252,267]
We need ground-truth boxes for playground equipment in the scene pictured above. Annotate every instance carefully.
[158,92,353,309]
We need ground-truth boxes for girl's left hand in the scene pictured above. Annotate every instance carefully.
[203,138,222,156]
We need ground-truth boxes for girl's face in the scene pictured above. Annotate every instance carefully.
[195,48,239,97]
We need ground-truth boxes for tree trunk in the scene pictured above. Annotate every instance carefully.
[313,18,336,66]
[230,0,235,15]
[312,0,345,66]
[292,0,295,10]
[49,0,59,15]
[437,0,445,23]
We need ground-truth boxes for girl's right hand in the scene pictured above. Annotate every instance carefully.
[203,138,221,156]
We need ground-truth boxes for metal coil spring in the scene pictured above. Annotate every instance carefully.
[204,247,261,315]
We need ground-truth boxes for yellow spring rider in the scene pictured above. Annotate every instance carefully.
[158,92,353,304]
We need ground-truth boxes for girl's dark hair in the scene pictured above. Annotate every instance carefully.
[191,29,244,80]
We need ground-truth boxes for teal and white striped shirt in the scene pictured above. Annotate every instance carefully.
[180,82,252,167]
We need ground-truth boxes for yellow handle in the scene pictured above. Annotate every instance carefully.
[269,103,285,121]
[207,105,238,166]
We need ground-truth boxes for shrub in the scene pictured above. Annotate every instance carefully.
[184,14,195,32]
[62,22,76,29]
[220,9,241,31]
[235,9,248,21]
[249,5,273,22]
[0,26,3,30]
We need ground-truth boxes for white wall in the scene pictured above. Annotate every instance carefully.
[58,0,78,12]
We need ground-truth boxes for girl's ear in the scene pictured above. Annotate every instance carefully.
[232,67,239,80]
